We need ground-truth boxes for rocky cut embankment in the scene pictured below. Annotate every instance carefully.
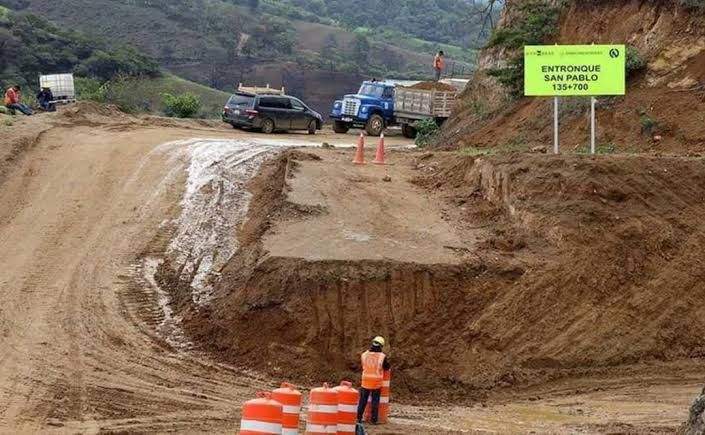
[441,0,705,155]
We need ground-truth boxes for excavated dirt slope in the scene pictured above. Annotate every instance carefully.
[182,146,705,402]
[442,0,705,155]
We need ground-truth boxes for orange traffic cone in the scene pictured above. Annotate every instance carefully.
[373,133,386,165]
[353,133,366,165]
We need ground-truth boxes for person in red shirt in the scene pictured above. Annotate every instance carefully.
[4,85,34,116]
[433,50,445,81]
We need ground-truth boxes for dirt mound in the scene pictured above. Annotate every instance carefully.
[179,148,705,402]
[409,81,456,92]
[139,115,223,130]
[60,101,129,119]
[680,386,705,435]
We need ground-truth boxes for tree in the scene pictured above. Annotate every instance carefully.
[321,34,338,71]
[352,34,370,66]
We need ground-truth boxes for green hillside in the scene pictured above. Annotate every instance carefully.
[4,0,484,79]
[77,74,232,117]
[236,0,489,48]
[0,9,158,89]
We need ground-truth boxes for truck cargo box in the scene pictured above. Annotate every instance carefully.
[394,87,456,120]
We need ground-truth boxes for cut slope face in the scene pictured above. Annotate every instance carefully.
[186,149,705,401]
[442,1,705,154]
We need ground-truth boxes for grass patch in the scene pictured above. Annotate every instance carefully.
[458,146,495,157]
[77,73,231,118]
[575,143,617,155]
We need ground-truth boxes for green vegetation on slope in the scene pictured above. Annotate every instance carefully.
[0,9,158,90]
[234,0,490,48]
[5,0,485,81]
[76,73,231,117]
[0,7,230,118]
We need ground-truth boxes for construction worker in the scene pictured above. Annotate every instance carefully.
[356,336,390,425]
[36,87,56,112]
[4,85,33,116]
[433,50,445,81]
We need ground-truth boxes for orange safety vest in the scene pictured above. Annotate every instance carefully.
[361,350,386,390]
[434,55,445,71]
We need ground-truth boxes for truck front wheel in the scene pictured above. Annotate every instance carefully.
[365,114,385,137]
[333,120,350,134]
[401,123,417,139]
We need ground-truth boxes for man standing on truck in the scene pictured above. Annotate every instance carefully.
[4,85,33,116]
[357,336,390,425]
[433,50,445,81]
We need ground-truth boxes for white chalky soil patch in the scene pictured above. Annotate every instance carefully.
[165,138,300,305]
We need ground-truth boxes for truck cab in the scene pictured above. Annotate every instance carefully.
[330,81,395,136]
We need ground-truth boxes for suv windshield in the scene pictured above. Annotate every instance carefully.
[358,84,385,98]
[227,94,254,108]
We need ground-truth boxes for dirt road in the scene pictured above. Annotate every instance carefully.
[0,116,421,432]
[0,111,701,433]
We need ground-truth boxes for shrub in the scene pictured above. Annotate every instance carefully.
[488,0,561,49]
[639,110,658,135]
[487,57,525,98]
[75,77,106,102]
[162,92,201,118]
[626,45,647,76]
[486,0,562,98]
[679,0,705,11]
[414,118,440,148]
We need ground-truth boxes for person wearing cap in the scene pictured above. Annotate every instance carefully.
[36,87,56,112]
[356,336,390,425]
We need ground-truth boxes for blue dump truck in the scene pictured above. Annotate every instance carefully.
[330,80,460,138]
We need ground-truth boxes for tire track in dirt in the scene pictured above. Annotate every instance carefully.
[0,127,282,432]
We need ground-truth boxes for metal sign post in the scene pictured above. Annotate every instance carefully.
[554,97,559,154]
[590,97,597,154]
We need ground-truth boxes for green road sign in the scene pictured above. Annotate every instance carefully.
[524,45,626,96]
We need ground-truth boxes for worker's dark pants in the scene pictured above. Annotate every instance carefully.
[39,101,56,112]
[6,103,33,116]
[356,387,381,423]
[434,68,442,81]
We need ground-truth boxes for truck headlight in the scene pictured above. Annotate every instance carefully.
[334,102,341,109]
[361,106,368,113]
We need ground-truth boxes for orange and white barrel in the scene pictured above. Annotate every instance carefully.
[305,383,338,434]
[240,392,284,435]
[333,381,359,435]
[364,370,391,424]
[272,382,302,435]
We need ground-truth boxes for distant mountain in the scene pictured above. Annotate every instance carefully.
[0,0,491,117]
[231,0,490,48]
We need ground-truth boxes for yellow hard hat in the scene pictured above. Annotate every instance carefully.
[372,336,385,347]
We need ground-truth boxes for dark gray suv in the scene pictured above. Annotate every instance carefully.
[222,93,323,134]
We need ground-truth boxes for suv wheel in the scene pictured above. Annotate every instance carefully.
[365,114,385,137]
[333,120,350,134]
[261,118,275,134]
[308,120,317,135]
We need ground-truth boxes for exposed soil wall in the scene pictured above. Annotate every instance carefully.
[183,149,705,401]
